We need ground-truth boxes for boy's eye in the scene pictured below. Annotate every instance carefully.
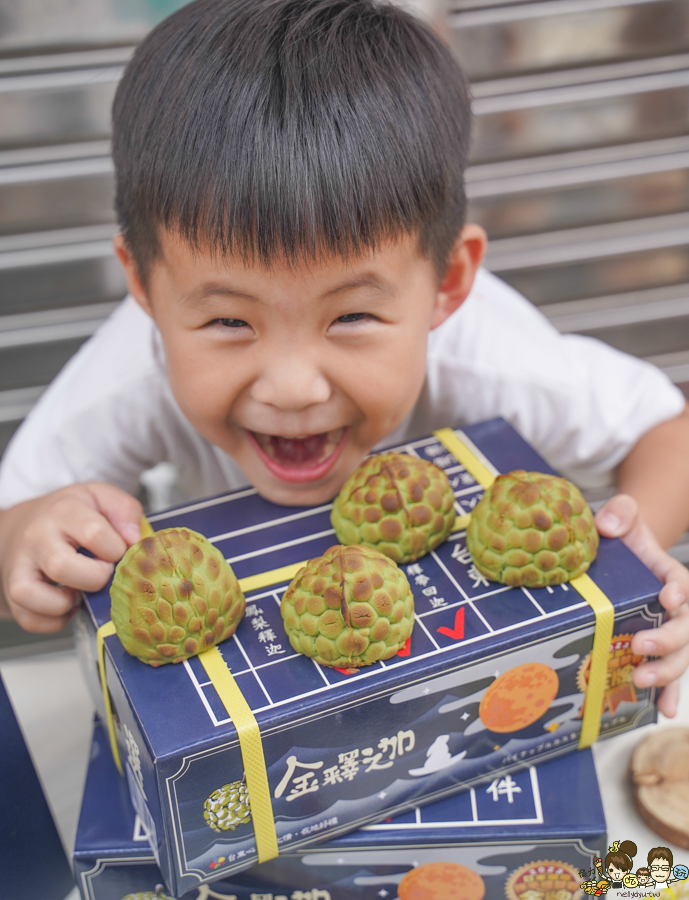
[334,313,370,324]
[211,318,249,328]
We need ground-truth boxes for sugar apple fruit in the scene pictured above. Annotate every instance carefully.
[466,470,598,587]
[281,544,414,668]
[204,780,252,832]
[331,452,456,563]
[111,528,245,666]
[120,893,174,900]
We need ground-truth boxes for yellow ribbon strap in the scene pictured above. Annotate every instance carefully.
[570,573,615,748]
[199,646,279,863]
[239,562,306,594]
[433,426,616,749]
[96,620,123,775]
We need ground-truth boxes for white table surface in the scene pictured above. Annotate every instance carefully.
[2,648,689,900]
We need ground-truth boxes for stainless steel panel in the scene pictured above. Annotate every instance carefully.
[0,1,188,53]
[469,162,689,237]
[452,0,689,80]
[0,337,89,391]
[0,254,125,316]
[497,245,689,304]
[580,314,689,357]
[472,56,689,161]
[539,282,689,331]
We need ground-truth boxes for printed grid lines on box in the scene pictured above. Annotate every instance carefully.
[363,765,544,830]
[175,433,591,727]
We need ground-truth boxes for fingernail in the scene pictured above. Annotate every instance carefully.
[123,523,141,544]
[598,512,621,532]
[643,641,658,656]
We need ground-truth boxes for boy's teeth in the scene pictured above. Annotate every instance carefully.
[254,429,343,468]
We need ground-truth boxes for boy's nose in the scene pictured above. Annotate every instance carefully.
[250,354,332,410]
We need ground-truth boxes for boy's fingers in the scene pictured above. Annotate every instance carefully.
[11,603,74,634]
[633,641,689,690]
[657,679,681,718]
[632,604,689,658]
[87,482,143,546]
[594,494,639,538]
[38,542,116,593]
[658,563,689,610]
[53,500,130,564]
[7,570,79,620]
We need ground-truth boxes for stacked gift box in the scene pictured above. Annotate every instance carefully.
[75,417,661,896]
[74,717,606,899]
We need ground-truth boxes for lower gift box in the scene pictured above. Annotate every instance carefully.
[74,718,606,899]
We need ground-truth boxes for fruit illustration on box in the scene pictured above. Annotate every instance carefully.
[331,452,456,563]
[281,544,414,668]
[398,861,486,900]
[110,528,245,666]
[506,860,582,900]
[120,893,174,900]
[479,663,559,733]
[204,780,252,832]
[466,470,598,587]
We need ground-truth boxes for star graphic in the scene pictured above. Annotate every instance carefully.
[461,711,470,721]
[378,892,389,898]
[494,670,501,678]
[423,687,431,694]
[378,791,387,799]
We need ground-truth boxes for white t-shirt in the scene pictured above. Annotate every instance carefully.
[0,269,683,507]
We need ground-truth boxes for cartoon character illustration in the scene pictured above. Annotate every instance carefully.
[636,868,652,887]
[601,841,638,889]
[648,847,676,887]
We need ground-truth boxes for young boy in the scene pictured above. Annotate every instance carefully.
[1,0,688,716]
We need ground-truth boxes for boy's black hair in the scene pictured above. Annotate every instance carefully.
[112,0,472,280]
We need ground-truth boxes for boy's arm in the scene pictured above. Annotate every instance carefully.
[0,483,143,632]
[595,404,689,718]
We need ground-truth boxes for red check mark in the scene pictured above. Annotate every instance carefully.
[437,608,465,640]
[396,637,412,657]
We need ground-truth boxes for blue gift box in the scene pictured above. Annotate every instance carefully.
[74,718,606,899]
[76,417,660,895]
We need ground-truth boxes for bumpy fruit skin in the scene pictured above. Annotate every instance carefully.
[281,544,414,668]
[466,470,598,587]
[204,780,252,832]
[331,452,456,563]
[110,528,245,666]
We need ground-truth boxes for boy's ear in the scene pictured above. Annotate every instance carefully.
[430,224,487,330]
[113,234,154,317]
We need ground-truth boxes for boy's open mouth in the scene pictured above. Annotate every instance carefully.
[248,427,348,482]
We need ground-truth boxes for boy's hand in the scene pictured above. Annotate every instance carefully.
[595,494,689,718]
[0,483,143,634]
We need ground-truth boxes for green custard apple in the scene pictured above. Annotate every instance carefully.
[120,892,174,900]
[466,470,599,587]
[281,544,414,668]
[111,528,245,666]
[204,780,252,832]
[331,452,456,563]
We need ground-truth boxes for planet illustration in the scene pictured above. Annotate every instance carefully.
[398,862,486,900]
[479,663,559,733]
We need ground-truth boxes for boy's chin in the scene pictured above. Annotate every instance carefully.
[253,472,343,507]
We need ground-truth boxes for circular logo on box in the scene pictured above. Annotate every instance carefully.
[506,859,583,900]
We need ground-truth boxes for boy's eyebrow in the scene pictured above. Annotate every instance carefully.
[321,275,396,299]
[181,283,258,306]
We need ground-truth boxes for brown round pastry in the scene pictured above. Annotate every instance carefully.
[110,528,245,666]
[281,544,414,668]
[631,727,689,850]
[331,452,456,563]
[466,470,598,587]
[398,862,486,900]
[479,663,559,733]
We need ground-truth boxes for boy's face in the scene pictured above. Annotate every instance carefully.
[117,227,484,506]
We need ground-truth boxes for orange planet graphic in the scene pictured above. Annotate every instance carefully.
[398,862,486,900]
[479,663,559,733]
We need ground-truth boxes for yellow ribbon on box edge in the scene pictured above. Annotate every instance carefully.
[433,427,615,749]
[199,646,279,863]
